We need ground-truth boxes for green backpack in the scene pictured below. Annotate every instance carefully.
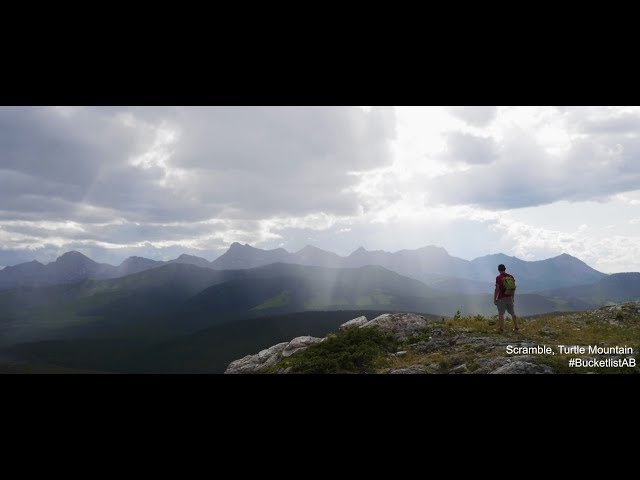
[501,276,516,296]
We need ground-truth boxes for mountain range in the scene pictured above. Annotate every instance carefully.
[210,243,608,293]
[0,243,609,294]
[0,243,638,374]
[0,254,632,347]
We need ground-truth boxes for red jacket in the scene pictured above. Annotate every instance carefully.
[495,273,515,299]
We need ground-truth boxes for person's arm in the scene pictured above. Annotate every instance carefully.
[494,284,499,304]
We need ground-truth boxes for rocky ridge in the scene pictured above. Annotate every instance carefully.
[225,303,640,374]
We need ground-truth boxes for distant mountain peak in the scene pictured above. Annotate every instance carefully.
[120,256,155,265]
[58,250,87,258]
[168,254,211,268]
[56,251,95,264]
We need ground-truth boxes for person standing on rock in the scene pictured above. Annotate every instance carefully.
[494,264,519,334]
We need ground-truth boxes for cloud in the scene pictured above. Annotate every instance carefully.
[0,106,396,222]
[427,114,640,209]
[447,106,497,127]
[0,106,396,264]
[441,132,499,165]
[487,217,640,274]
[570,109,640,135]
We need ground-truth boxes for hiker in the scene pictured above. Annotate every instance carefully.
[494,264,519,333]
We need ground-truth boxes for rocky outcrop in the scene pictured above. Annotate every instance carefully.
[225,336,323,373]
[224,303,640,374]
[491,360,554,374]
[473,354,554,374]
[225,342,288,374]
[282,336,323,357]
[361,312,433,341]
[339,316,368,330]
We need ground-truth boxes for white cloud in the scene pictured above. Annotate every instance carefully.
[423,107,640,210]
[441,131,500,165]
[447,106,497,127]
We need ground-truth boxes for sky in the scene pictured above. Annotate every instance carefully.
[1,105,640,273]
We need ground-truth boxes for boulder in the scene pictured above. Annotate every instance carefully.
[361,313,429,341]
[339,316,368,330]
[281,336,323,357]
[225,342,288,374]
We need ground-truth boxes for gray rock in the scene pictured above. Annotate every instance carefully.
[387,365,429,374]
[474,355,531,374]
[426,363,440,372]
[490,359,554,374]
[258,342,288,360]
[361,313,429,341]
[451,363,468,374]
[410,338,451,354]
[339,316,368,330]
[281,336,323,357]
[225,342,288,374]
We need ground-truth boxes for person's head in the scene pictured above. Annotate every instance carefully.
[498,264,506,272]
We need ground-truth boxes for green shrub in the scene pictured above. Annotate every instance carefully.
[273,327,398,374]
